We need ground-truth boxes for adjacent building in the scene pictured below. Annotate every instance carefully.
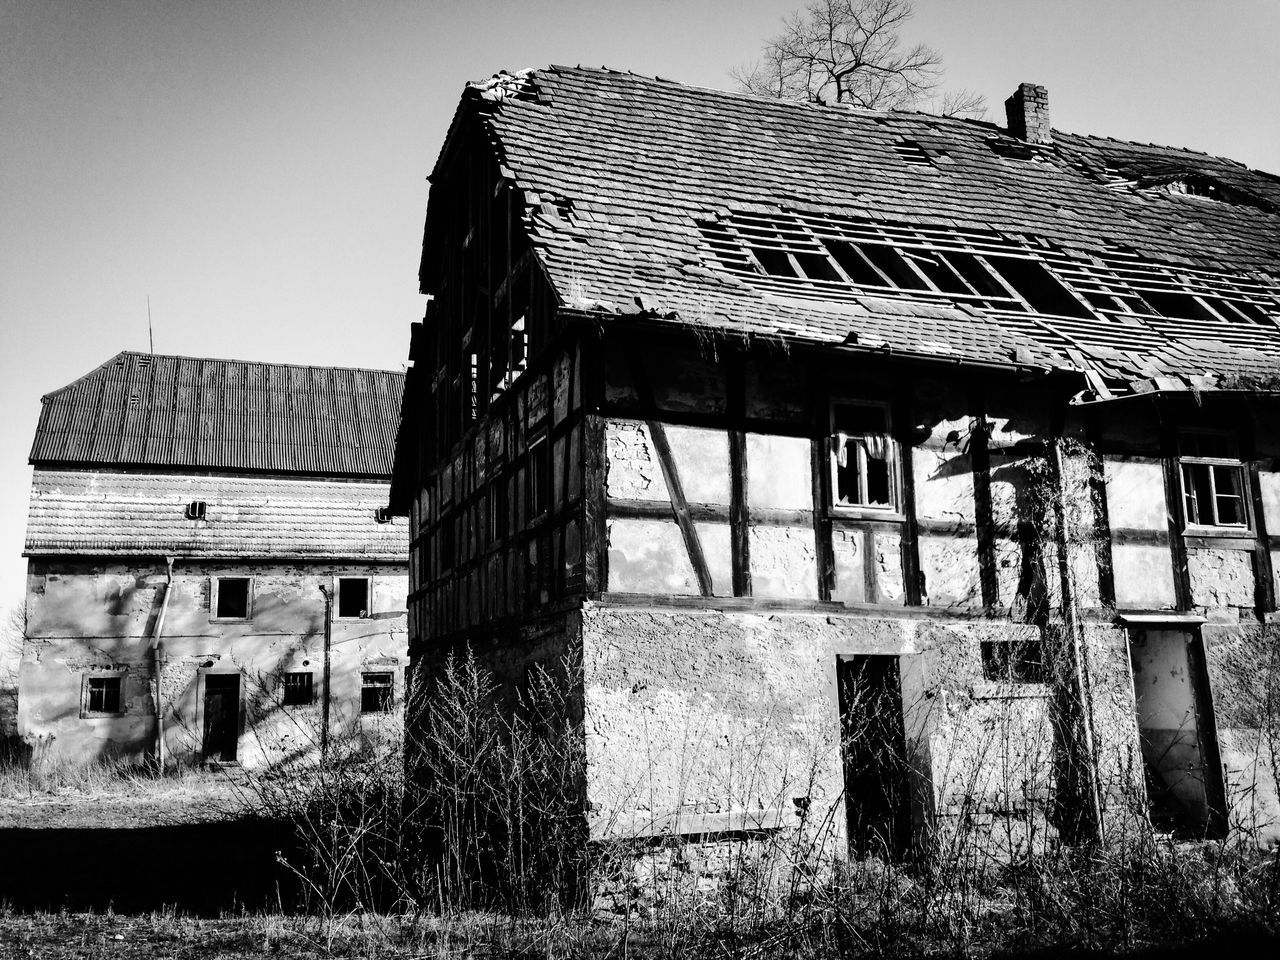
[392,67,1280,854]
[21,351,409,768]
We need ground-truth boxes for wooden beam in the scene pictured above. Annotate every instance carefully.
[1085,415,1117,610]
[1239,404,1276,615]
[1159,414,1194,611]
[727,352,752,597]
[895,387,923,606]
[627,351,714,597]
[968,382,1000,613]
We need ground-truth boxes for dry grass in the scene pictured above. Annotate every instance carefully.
[218,651,1280,959]
[0,750,246,829]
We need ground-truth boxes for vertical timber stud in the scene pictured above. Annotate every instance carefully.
[1085,413,1117,610]
[1158,409,1194,611]
[583,333,609,595]
[895,381,923,606]
[1049,431,1105,844]
[969,382,1000,613]
[627,350,714,597]
[809,359,833,601]
[727,351,752,596]
[1240,402,1277,615]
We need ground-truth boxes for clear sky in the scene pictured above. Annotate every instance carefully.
[1,0,1278,612]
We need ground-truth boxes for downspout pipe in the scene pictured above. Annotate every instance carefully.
[318,584,333,761]
[151,556,176,770]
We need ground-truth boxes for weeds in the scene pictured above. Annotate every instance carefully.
[221,642,1280,959]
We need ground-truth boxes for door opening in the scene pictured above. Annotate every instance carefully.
[203,673,240,762]
[1127,628,1226,838]
[837,655,912,860]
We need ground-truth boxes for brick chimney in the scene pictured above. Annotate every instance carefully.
[1005,83,1051,144]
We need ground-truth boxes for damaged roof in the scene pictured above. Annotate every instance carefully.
[440,65,1280,398]
[31,352,405,477]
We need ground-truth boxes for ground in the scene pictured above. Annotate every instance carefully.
[0,770,246,830]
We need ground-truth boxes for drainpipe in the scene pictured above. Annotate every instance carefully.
[318,584,333,760]
[151,557,176,770]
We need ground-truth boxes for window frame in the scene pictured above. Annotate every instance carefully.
[81,672,126,718]
[211,576,253,622]
[828,399,903,519]
[281,671,314,707]
[1176,429,1252,534]
[360,671,395,714]
[336,576,373,620]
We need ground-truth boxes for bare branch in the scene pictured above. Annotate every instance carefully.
[734,0,978,114]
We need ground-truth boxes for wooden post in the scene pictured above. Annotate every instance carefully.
[319,584,333,760]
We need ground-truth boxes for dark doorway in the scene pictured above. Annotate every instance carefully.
[1128,628,1227,838]
[203,673,240,762]
[837,655,912,859]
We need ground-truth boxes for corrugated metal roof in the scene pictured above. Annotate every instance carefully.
[30,352,406,477]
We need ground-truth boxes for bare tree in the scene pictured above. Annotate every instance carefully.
[0,602,24,739]
[733,0,985,118]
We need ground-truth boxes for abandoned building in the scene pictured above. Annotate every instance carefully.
[391,66,1280,855]
[20,351,409,768]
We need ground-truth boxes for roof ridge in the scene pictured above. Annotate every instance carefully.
[112,349,405,378]
[527,64,1274,176]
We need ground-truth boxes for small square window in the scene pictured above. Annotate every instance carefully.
[831,401,898,511]
[281,672,313,706]
[214,577,251,619]
[981,640,1047,684]
[83,675,123,716]
[186,500,207,521]
[1178,431,1250,531]
[338,577,370,618]
[361,671,394,713]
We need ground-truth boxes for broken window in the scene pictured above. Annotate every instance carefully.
[893,140,934,167]
[701,209,1280,352]
[361,671,394,713]
[1179,432,1249,529]
[338,577,371,618]
[214,577,251,619]
[282,672,313,706]
[983,255,1090,317]
[981,639,1048,684]
[83,675,123,716]
[831,402,897,511]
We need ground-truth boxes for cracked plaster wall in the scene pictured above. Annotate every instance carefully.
[20,560,407,767]
[578,604,1134,848]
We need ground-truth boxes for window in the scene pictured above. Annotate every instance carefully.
[831,402,897,511]
[185,500,207,521]
[83,675,123,716]
[281,672,313,706]
[981,640,1048,684]
[337,577,371,618]
[1179,432,1249,529]
[361,672,394,713]
[374,506,392,524]
[214,577,251,619]
[982,255,1090,317]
